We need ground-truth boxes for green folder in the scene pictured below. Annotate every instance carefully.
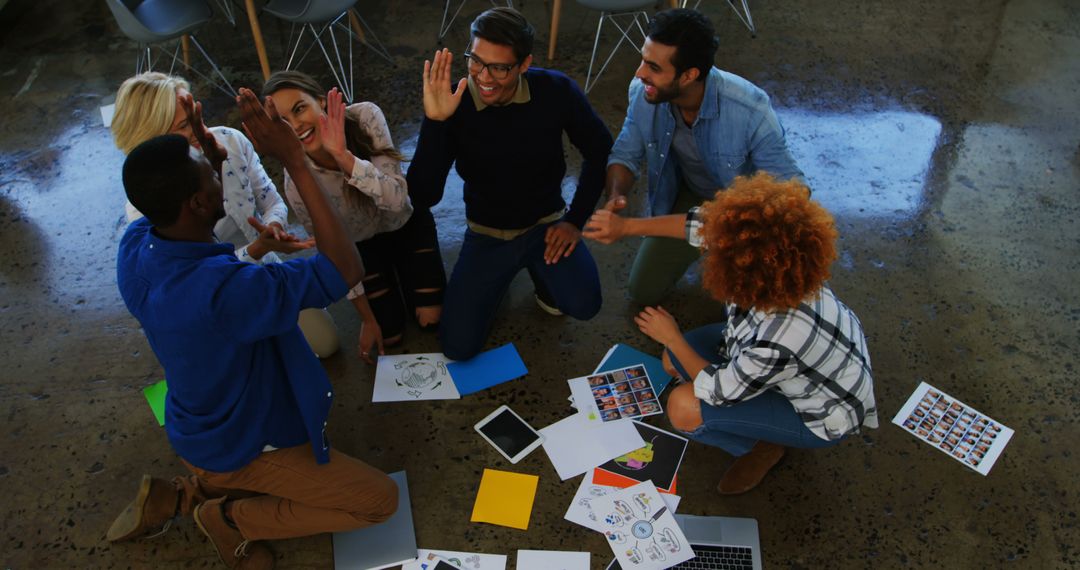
[142,380,167,427]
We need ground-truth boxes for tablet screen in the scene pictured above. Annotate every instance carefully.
[478,408,540,458]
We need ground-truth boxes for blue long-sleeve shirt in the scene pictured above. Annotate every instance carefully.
[116,218,348,471]
[407,67,613,230]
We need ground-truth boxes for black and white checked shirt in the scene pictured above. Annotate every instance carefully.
[685,207,879,440]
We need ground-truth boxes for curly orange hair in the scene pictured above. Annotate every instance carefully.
[699,173,837,312]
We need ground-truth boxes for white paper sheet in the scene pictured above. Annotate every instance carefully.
[564,470,681,533]
[515,549,589,570]
[591,481,695,569]
[892,381,1014,476]
[539,414,645,481]
[100,103,115,127]
[401,549,507,570]
[373,353,460,402]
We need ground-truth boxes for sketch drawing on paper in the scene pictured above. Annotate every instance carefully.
[596,483,693,569]
[395,357,447,398]
[373,353,461,402]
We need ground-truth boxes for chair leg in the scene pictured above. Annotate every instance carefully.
[724,0,756,36]
[439,0,469,40]
[345,9,393,64]
[313,17,353,102]
[186,35,238,97]
[584,11,647,94]
[214,0,237,27]
[583,12,606,94]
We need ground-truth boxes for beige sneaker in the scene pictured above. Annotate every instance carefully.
[193,497,274,569]
[534,293,564,316]
[106,474,179,542]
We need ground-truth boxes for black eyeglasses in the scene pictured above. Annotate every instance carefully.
[463,52,517,80]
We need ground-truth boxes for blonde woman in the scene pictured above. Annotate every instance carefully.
[111,72,340,357]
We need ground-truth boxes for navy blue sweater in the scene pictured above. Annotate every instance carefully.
[407,68,613,230]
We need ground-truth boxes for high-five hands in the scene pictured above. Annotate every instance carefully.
[319,88,356,173]
[237,88,302,164]
[179,93,227,175]
[422,48,467,121]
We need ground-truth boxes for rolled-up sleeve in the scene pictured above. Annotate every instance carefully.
[607,80,647,179]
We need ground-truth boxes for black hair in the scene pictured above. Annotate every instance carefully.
[470,7,534,63]
[122,134,200,228]
[647,9,719,82]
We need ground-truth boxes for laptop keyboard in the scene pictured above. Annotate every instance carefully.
[671,544,755,569]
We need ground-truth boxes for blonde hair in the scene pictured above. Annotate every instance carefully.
[111,72,191,155]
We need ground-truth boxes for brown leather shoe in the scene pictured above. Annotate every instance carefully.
[717,442,786,495]
[193,497,274,569]
[106,474,179,542]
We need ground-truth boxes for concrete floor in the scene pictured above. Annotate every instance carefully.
[1,0,1077,568]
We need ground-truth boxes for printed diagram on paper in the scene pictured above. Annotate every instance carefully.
[592,481,694,569]
[564,471,680,533]
[373,353,461,402]
[401,549,507,570]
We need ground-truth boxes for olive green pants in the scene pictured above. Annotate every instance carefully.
[627,188,704,305]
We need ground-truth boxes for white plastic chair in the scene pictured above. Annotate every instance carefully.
[104,0,237,96]
[262,0,393,103]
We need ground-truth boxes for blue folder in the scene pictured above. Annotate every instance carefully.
[447,343,529,396]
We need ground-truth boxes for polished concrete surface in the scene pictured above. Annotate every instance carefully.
[1,0,1077,568]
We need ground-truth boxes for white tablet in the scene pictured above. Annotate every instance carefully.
[474,405,546,464]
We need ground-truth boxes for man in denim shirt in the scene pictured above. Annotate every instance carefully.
[590,9,803,305]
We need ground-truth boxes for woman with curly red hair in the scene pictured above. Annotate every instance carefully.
[585,173,878,494]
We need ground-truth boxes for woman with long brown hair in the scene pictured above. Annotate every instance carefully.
[262,72,446,363]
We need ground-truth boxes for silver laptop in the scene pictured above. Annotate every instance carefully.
[606,514,762,570]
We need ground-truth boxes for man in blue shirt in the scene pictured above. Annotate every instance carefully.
[587,9,804,305]
[106,89,396,569]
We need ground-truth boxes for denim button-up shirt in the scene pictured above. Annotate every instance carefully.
[608,67,804,215]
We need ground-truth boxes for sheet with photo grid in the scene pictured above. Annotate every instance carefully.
[892,381,1014,475]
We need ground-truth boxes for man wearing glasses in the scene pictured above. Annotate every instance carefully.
[408,7,613,361]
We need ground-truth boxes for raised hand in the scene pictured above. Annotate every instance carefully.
[543,221,581,265]
[237,88,302,164]
[422,48,467,121]
[583,209,626,244]
[319,88,348,161]
[179,92,227,174]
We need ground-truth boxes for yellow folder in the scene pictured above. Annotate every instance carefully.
[470,468,539,530]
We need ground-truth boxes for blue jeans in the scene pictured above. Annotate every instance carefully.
[440,224,601,360]
[667,324,843,457]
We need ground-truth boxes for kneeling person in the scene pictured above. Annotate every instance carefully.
[107,91,397,568]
